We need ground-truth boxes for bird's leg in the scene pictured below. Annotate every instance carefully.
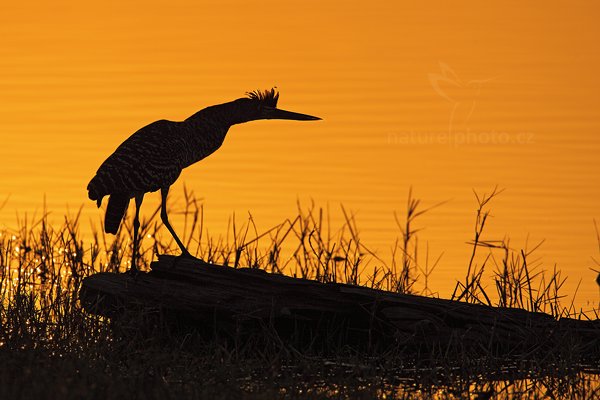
[160,187,192,258]
[131,193,144,273]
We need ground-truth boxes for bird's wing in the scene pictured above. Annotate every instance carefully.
[87,120,183,201]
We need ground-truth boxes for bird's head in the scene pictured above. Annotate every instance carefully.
[230,88,321,124]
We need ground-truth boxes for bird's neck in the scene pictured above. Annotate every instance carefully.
[180,102,250,163]
[185,100,257,127]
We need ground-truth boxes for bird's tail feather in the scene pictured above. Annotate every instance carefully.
[105,194,130,234]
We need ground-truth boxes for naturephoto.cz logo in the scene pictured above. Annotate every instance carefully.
[388,62,534,147]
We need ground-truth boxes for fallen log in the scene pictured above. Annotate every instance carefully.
[79,255,600,356]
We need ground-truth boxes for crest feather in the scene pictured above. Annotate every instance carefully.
[246,88,279,107]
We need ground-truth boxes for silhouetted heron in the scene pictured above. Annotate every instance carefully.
[88,89,320,271]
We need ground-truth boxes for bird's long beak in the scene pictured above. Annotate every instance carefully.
[263,106,321,121]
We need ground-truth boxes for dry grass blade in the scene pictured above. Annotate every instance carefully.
[0,186,597,399]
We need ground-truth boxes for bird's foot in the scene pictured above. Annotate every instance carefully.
[170,251,200,269]
[180,250,194,259]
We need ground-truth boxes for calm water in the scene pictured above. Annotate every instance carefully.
[1,1,599,308]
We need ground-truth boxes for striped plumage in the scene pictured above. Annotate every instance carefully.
[88,88,320,271]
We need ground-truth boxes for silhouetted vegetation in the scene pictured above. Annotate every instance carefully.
[1,188,599,399]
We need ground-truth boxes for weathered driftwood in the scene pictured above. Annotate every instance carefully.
[79,255,600,355]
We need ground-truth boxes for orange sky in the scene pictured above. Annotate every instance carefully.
[1,1,600,308]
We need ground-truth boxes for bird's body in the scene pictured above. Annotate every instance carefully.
[88,117,227,233]
[88,89,320,271]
